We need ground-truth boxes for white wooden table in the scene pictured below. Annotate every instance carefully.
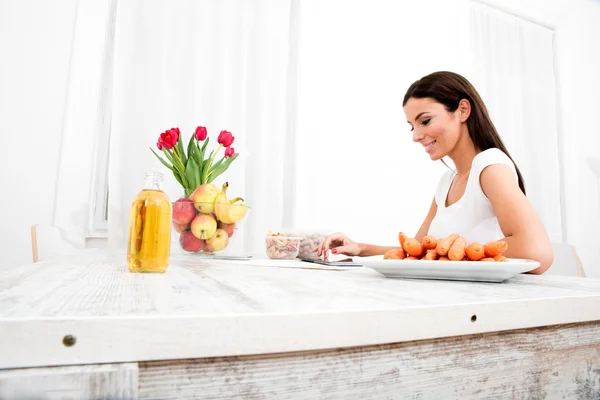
[1,249,600,399]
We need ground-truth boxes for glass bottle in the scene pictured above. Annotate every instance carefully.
[127,172,172,272]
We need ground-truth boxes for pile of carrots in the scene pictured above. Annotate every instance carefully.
[384,232,509,262]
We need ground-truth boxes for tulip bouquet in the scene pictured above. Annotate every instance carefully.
[150,126,238,197]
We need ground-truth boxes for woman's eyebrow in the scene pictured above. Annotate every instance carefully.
[407,111,430,124]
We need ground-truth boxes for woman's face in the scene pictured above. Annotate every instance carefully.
[403,97,461,161]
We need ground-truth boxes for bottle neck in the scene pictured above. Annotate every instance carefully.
[144,172,164,191]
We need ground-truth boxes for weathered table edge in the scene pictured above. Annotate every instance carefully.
[2,321,600,399]
[2,295,599,369]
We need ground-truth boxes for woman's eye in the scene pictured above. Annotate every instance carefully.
[422,119,431,126]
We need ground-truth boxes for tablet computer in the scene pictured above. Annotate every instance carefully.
[299,258,362,267]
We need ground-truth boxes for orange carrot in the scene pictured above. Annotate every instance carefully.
[398,232,409,250]
[465,242,485,261]
[448,237,467,261]
[439,256,450,261]
[493,255,508,262]
[436,233,459,256]
[384,248,406,260]
[484,241,508,258]
[422,235,438,250]
[403,238,424,257]
[480,257,495,262]
[423,249,438,260]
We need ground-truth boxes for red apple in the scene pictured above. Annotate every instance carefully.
[172,198,196,225]
[179,230,204,252]
[173,221,190,233]
[217,220,236,238]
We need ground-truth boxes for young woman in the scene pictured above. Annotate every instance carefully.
[316,71,553,274]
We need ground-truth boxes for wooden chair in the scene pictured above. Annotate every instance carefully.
[544,242,585,277]
[31,224,84,263]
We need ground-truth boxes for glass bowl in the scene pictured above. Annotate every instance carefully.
[171,200,250,255]
[265,235,303,259]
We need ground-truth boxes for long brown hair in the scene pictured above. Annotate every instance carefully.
[403,71,526,195]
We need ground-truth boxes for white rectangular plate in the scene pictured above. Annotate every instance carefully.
[354,256,540,283]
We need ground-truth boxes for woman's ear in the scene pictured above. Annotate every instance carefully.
[458,99,471,122]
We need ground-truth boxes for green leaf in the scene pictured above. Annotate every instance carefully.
[172,170,183,186]
[191,142,203,182]
[185,157,200,190]
[207,154,238,183]
[163,149,189,187]
[184,158,194,188]
[193,161,201,188]
[211,156,224,171]
[162,149,180,172]
[196,137,208,163]
[202,158,212,184]
[187,135,196,161]
[150,148,174,171]
[194,154,204,185]
[164,148,186,175]
[177,133,186,165]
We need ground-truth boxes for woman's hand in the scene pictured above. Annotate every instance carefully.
[314,232,361,260]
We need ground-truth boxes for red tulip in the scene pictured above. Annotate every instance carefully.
[217,130,234,147]
[157,128,179,150]
[224,146,235,158]
[194,126,207,141]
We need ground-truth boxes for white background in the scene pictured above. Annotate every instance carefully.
[1,0,599,277]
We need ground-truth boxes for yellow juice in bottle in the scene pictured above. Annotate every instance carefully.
[127,172,172,273]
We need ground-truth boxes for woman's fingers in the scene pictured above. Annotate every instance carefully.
[318,232,347,259]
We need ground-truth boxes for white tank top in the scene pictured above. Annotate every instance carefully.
[427,148,519,244]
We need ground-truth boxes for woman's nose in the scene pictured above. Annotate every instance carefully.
[413,128,424,142]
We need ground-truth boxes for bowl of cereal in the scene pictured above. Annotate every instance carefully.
[265,230,303,259]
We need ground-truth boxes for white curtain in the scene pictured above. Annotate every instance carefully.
[469,2,564,243]
[108,0,294,254]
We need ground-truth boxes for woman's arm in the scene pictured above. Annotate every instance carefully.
[357,244,399,257]
[414,197,437,242]
[480,164,554,274]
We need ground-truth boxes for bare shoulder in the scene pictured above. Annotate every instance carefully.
[479,163,522,202]
[478,162,554,273]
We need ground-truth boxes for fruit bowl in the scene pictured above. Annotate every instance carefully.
[172,200,251,255]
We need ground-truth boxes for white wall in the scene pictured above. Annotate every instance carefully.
[0,0,113,268]
[554,2,600,278]
[477,0,600,275]
[2,0,599,276]
[52,1,114,246]
[294,0,471,247]
[0,0,78,267]
[294,0,600,276]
